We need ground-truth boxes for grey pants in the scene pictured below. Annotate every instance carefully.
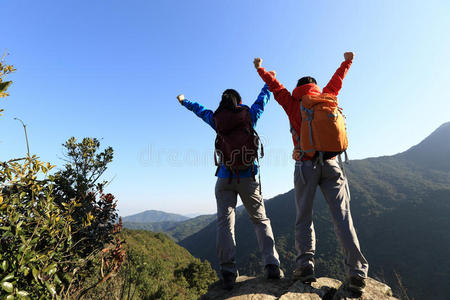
[294,159,369,279]
[215,177,280,275]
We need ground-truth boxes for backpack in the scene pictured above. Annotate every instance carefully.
[293,93,348,160]
[213,106,262,182]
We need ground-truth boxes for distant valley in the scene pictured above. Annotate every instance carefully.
[126,122,450,300]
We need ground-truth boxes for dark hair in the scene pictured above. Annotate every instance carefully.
[297,76,317,87]
[215,89,242,112]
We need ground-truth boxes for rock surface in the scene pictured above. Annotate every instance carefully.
[200,276,398,300]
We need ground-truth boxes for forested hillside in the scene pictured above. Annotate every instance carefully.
[124,214,216,241]
[179,122,450,300]
[83,229,217,299]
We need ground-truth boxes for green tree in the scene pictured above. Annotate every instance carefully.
[0,149,124,299]
[177,261,217,296]
[52,137,117,257]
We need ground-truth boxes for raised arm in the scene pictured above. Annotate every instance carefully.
[253,58,298,117]
[322,52,354,96]
[177,94,215,130]
[249,84,270,127]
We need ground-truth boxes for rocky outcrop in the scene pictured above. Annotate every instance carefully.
[201,276,398,300]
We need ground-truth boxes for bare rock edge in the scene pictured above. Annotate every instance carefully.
[200,276,398,300]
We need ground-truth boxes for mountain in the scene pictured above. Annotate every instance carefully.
[122,209,190,223]
[166,214,216,241]
[179,122,450,300]
[396,121,450,171]
[122,220,181,232]
[124,214,216,242]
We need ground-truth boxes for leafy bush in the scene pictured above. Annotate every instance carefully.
[0,157,82,299]
[0,138,124,299]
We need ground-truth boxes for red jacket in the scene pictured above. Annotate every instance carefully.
[257,59,352,155]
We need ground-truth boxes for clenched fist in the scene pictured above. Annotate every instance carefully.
[344,52,354,61]
[253,57,262,69]
[177,94,185,104]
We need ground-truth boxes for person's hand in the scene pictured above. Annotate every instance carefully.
[253,57,262,69]
[344,52,354,61]
[268,70,276,77]
[292,148,301,161]
[177,94,185,104]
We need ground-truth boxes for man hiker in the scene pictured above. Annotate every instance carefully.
[177,83,283,290]
[253,53,369,294]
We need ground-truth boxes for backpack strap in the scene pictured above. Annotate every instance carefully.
[295,160,306,185]
[215,166,220,176]
[301,103,315,147]
[251,126,263,195]
[318,151,324,166]
[214,149,219,166]
[290,125,301,146]
[338,153,347,179]
[290,124,315,161]
[251,127,264,159]
[256,154,262,195]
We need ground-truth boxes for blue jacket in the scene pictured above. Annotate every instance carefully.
[182,84,270,178]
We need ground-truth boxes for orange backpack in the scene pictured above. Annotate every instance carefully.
[293,93,348,159]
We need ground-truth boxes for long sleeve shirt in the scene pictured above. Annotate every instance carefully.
[257,60,352,152]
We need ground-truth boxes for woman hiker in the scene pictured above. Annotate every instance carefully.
[177,83,283,290]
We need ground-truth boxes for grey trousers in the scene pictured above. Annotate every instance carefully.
[294,159,369,279]
[215,177,280,275]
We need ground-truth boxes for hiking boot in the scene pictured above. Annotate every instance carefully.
[264,264,284,279]
[345,276,366,294]
[221,270,237,291]
[292,265,316,283]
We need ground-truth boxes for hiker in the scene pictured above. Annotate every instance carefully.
[177,84,283,290]
[253,53,369,293]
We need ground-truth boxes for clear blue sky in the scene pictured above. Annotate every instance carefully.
[1,0,449,217]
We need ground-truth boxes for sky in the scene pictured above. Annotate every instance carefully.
[1,0,450,217]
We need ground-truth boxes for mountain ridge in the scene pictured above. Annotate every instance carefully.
[395,121,450,170]
[179,121,450,300]
[122,209,190,223]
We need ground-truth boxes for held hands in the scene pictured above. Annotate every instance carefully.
[344,52,354,61]
[177,94,185,104]
[253,57,262,69]
[268,70,276,77]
